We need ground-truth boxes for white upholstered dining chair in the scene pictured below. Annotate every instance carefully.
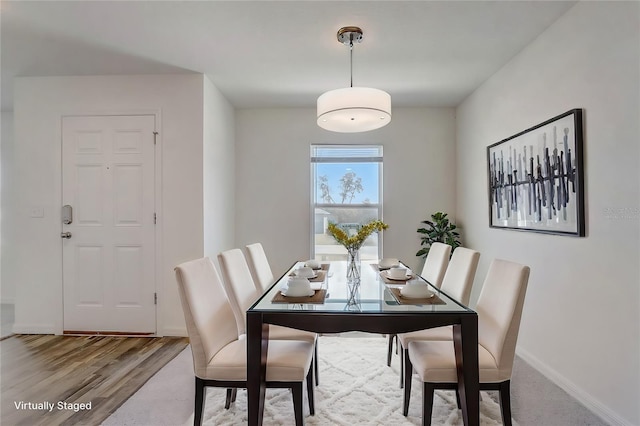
[217,248,320,383]
[397,247,480,387]
[420,242,452,288]
[174,257,314,426]
[245,242,275,293]
[402,259,530,426]
[387,242,453,367]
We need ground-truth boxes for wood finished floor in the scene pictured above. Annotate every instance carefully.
[1,334,188,426]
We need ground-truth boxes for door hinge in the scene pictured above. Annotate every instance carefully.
[153,131,158,145]
[154,293,157,305]
[154,213,157,224]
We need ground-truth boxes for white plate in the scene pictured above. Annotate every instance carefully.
[293,272,318,279]
[382,271,412,281]
[400,289,434,299]
[309,282,323,291]
[281,288,315,297]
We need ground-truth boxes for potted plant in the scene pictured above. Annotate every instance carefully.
[416,212,461,258]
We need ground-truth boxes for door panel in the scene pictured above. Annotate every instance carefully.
[74,245,104,306]
[76,165,104,224]
[113,246,143,306]
[114,165,143,224]
[62,115,156,333]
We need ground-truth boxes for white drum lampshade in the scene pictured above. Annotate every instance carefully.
[317,26,392,133]
[317,87,391,133]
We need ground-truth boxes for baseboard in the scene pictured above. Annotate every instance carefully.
[517,347,634,426]
[160,326,187,337]
[11,323,188,338]
[12,323,56,334]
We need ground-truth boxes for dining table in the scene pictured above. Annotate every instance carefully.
[246,259,479,425]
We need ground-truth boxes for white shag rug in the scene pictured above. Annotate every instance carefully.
[191,335,515,426]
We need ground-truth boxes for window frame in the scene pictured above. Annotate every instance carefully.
[310,144,384,260]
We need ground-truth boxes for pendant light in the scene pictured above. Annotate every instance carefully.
[317,27,392,133]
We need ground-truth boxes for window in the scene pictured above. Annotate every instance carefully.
[311,145,383,261]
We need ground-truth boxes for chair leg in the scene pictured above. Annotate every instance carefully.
[455,389,461,409]
[231,388,237,403]
[306,367,315,415]
[194,377,205,426]
[422,383,435,426]
[292,383,304,426]
[399,345,404,388]
[402,349,412,416]
[314,341,319,386]
[387,334,395,366]
[498,380,513,426]
[224,388,233,409]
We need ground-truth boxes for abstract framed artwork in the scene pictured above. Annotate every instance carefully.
[487,109,585,236]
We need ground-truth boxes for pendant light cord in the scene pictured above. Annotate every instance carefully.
[349,34,354,88]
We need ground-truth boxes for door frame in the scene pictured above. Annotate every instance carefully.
[57,109,163,335]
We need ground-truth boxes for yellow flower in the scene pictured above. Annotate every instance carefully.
[327,220,388,251]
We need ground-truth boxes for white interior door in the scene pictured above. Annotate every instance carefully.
[62,115,156,334]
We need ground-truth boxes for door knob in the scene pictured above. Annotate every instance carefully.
[61,232,72,239]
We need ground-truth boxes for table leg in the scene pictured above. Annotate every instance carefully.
[453,316,479,426]
[247,312,269,426]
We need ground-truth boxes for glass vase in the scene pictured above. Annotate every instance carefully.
[346,247,361,284]
[345,278,361,311]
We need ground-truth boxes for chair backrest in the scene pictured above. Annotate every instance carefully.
[440,247,480,306]
[476,259,530,377]
[420,242,452,288]
[174,257,239,377]
[218,248,260,335]
[245,243,275,293]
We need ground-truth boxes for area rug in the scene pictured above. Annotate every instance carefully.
[194,335,515,425]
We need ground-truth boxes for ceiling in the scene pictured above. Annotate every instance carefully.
[0,1,577,112]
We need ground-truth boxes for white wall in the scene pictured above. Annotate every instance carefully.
[203,76,236,262]
[9,74,207,336]
[235,107,456,277]
[0,111,13,303]
[456,2,639,425]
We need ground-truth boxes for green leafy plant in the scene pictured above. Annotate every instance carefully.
[416,212,461,258]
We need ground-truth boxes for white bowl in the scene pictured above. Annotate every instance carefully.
[388,266,408,279]
[305,259,321,269]
[284,277,313,297]
[294,266,316,278]
[379,258,399,269]
[401,283,433,299]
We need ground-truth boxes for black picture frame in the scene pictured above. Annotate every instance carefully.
[487,109,585,236]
